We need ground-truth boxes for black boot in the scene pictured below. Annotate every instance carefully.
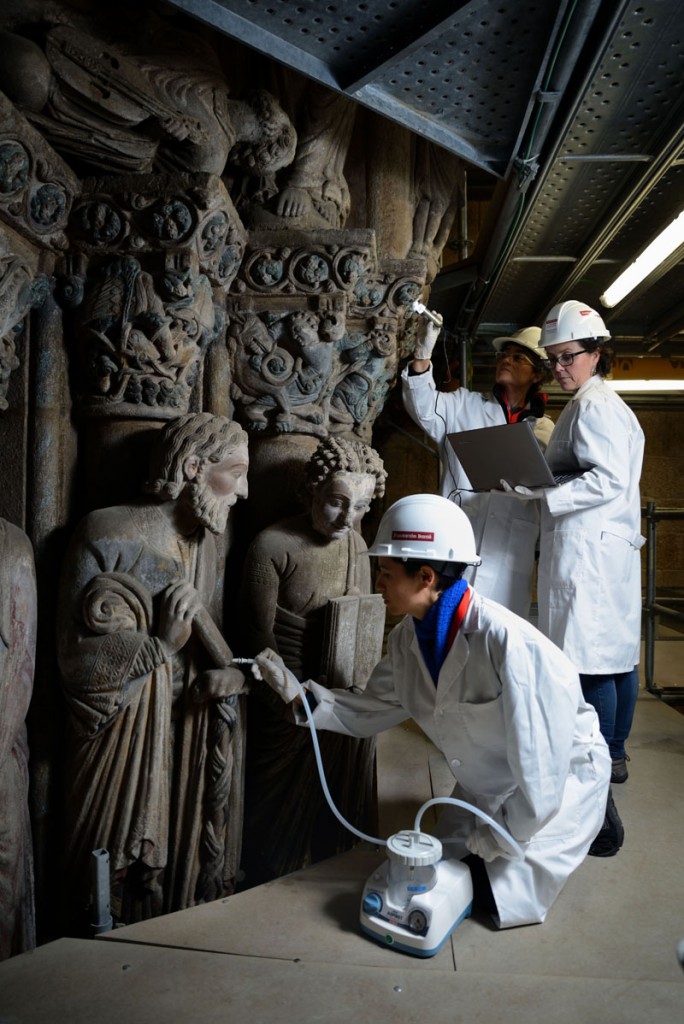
[588,789,624,857]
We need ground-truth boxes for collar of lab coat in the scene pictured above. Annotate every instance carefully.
[570,374,604,402]
[408,585,479,695]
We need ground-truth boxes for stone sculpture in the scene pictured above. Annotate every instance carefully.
[0,10,296,181]
[57,413,250,927]
[0,519,37,959]
[246,82,356,230]
[240,437,387,881]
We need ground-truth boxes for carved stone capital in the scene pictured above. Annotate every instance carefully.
[0,91,79,252]
[227,229,427,442]
[69,174,247,291]
[65,174,247,420]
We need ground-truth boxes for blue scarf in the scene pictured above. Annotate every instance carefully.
[413,579,468,684]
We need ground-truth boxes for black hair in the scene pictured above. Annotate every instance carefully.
[390,557,468,593]
[576,339,615,377]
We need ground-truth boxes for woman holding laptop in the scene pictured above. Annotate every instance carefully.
[401,315,553,618]
[507,300,644,820]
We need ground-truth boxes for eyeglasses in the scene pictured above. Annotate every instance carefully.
[495,350,537,367]
[544,350,590,369]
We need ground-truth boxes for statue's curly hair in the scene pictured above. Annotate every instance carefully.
[304,436,386,499]
[143,413,248,500]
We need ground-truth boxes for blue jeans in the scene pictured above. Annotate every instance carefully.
[579,667,639,760]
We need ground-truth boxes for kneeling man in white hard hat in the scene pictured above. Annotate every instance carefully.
[253,494,613,929]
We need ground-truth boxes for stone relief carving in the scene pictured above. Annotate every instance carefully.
[0,12,296,183]
[61,174,246,419]
[57,414,250,926]
[0,90,79,251]
[240,436,386,881]
[0,519,37,959]
[409,141,465,284]
[244,83,356,231]
[227,230,424,442]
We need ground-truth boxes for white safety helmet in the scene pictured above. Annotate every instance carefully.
[541,300,610,347]
[491,325,546,360]
[366,494,481,566]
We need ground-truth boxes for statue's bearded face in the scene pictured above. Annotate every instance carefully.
[187,444,249,534]
[311,471,375,542]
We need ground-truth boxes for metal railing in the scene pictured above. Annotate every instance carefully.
[643,502,684,703]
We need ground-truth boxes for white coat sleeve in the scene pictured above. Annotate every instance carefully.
[401,365,464,444]
[299,651,411,738]
[494,632,580,842]
[544,397,634,517]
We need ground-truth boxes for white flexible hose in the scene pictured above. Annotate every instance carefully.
[415,798,524,860]
[297,676,387,846]
[294,675,524,860]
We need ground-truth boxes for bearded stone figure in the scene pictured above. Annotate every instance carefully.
[57,414,249,928]
[0,520,37,960]
[240,437,387,882]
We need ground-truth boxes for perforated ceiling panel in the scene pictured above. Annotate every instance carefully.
[167,0,575,175]
[167,0,684,349]
[481,1,684,343]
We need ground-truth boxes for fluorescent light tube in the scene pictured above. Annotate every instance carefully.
[600,209,684,307]
[606,379,684,392]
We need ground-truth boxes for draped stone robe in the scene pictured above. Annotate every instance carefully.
[57,502,242,925]
[240,515,377,881]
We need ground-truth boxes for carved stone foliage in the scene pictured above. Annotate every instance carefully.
[228,230,425,441]
[0,91,79,252]
[62,174,247,419]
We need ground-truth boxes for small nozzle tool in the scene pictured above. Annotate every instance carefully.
[411,300,443,327]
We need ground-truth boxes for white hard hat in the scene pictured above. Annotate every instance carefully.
[491,326,546,360]
[366,494,481,565]
[541,300,610,347]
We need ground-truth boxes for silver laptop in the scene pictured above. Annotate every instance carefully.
[447,420,579,492]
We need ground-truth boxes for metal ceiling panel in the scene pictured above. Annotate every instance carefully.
[479,0,684,344]
[166,0,581,176]
[165,0,684,350]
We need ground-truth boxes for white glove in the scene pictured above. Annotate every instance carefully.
[413,317,442,361]
[252,648,301,704]
[500,480,546,500]
[465,825,518,863]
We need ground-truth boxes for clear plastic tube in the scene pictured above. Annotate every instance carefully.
[294,675,524,860]
[414,798,524,860]
[296,677,387,846]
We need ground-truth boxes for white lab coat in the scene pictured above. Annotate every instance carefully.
[401,366,554,617]
[304,589,610,929]
[538,376,645,674]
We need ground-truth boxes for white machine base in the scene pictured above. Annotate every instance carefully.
[360,856,474,958]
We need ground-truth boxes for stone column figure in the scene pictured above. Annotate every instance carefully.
[240,437,386,882]
[57,413,250,928]
[0,519,37,960]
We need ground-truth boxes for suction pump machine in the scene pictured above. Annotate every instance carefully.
[361,829,473,957]
[286,671,524,958]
